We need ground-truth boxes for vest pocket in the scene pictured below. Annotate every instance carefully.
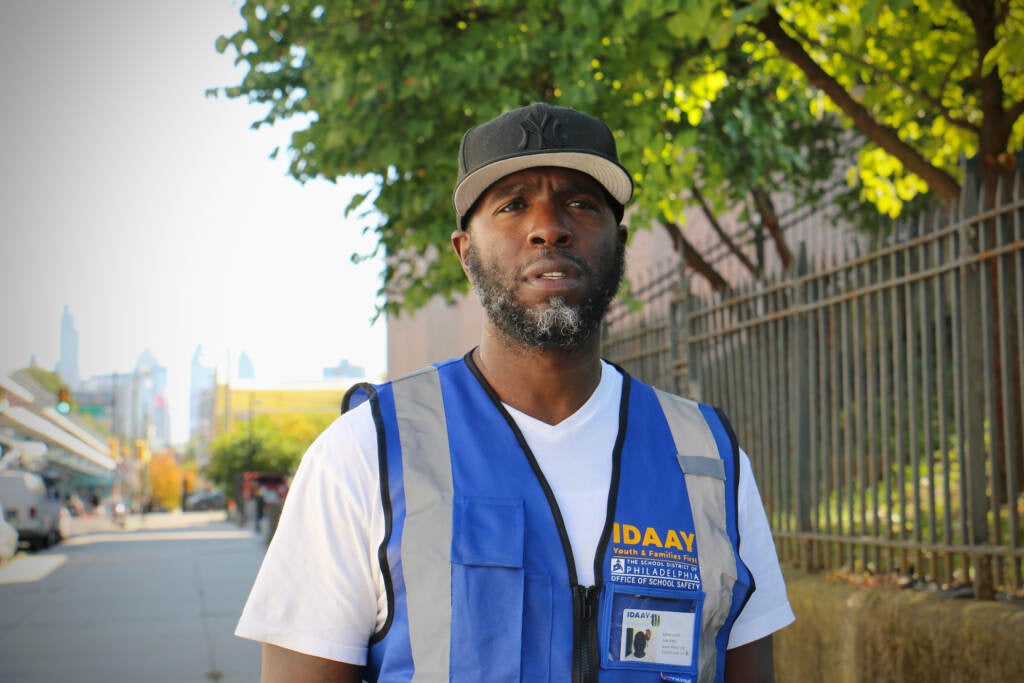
[450,496,525,682]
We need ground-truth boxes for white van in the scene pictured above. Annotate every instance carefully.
[0,506,17,562]
[0,470,59,550]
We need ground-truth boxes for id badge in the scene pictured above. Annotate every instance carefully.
[599,582,703,676]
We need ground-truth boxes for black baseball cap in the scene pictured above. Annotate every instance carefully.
[453,103,633,227]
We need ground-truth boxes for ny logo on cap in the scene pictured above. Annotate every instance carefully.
[518,109,563,151]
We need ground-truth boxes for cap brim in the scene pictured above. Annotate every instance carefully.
[453,151,633,217]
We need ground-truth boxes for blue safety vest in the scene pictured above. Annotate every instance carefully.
[343,353,753,683]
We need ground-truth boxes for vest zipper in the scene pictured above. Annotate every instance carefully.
[464,354,633,682]
[573,370,629,682]
[573,584,599,683]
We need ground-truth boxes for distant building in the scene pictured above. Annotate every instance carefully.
[77,352,173,448]
[56,305,80,388]
[76,372,132,436]
[237,352,255,380]
[211,377,359,440]
[188,358,365,468]
[132,349,170,447]
[387,295,482,378]
[189,346,217,438]
[323,359,365,380]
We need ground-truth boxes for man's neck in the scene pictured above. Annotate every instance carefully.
[472,330,604,426]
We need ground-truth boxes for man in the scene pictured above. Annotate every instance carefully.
[236,103,794,682]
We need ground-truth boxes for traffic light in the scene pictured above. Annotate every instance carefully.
[56,387,71,415]
[135,439,151,462]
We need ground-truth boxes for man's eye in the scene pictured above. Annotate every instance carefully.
[499,199,526,212]
[569,198,598,210]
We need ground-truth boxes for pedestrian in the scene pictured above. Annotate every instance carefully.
[236,103,794,682]
[254,485,265,533]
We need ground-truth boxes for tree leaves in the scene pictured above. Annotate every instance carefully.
[204,412,334,491]
[213,0,1022,312]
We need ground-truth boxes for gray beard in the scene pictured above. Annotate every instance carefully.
[465,242,625,351]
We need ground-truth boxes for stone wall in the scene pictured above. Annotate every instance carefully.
[775,570,1024,682]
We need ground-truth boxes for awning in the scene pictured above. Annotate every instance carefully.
[0,375,35,403]
[41,407,111,454]
[0,406,116,472]
[0,431,47,457]
[0,431,48,470]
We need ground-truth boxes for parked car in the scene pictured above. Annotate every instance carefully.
[185,490,226,511]
[0,499,18,563]
[0,470,61,550]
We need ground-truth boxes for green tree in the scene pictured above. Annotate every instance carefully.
[214,1,1022,306]
[203,412,333,493]
[214,1,859,302]
[734,0,1022,208]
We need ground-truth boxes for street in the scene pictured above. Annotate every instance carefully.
[0,510,265,682]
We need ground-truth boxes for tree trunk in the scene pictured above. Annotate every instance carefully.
[959,1,1024,508]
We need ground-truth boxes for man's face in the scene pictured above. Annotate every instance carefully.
[453,167,626,351]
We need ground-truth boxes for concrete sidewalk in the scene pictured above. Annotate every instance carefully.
[0,510,266,683]
[70,508,233,534]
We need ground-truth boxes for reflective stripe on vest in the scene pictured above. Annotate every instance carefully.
[653,388,736,683]
[392,366,452,681]
[387,366,738,682]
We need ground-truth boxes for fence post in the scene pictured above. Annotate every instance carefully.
[961,161,994,600]
[674,265,701,401]
[791,243,813,570]
[672,296,688,398]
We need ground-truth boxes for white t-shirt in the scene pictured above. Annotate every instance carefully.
[236,362,795,666]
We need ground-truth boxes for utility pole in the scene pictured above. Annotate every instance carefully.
[111,374,119,437]
[247,392,255,471]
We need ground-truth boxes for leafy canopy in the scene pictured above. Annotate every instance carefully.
[752,0,1023,212]
[215,0,1022,312]
[203,412,333,493]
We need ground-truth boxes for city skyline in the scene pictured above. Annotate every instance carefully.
[24,305,371,446]
[0,1,388,442]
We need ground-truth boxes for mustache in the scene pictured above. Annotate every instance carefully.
[512,249,592,280]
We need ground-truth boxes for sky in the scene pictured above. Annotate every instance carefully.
[0,1,388,443]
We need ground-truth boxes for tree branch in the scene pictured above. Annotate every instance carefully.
[662,222,731,293]
[750,186,793,272]
[782,20,981,135]
[1007,98,1024,127]
[756,6,962,203]
[690,184,762,280]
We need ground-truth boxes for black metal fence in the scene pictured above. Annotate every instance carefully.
[603,165,1024,599]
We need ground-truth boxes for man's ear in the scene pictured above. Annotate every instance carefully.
[618,224,628,246]
[451,229,472,280]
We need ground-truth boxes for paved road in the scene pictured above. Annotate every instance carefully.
[0,510,265,683]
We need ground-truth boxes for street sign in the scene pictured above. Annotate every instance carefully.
[76,404,107,416]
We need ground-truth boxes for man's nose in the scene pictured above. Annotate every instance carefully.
[527,201,572,246]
